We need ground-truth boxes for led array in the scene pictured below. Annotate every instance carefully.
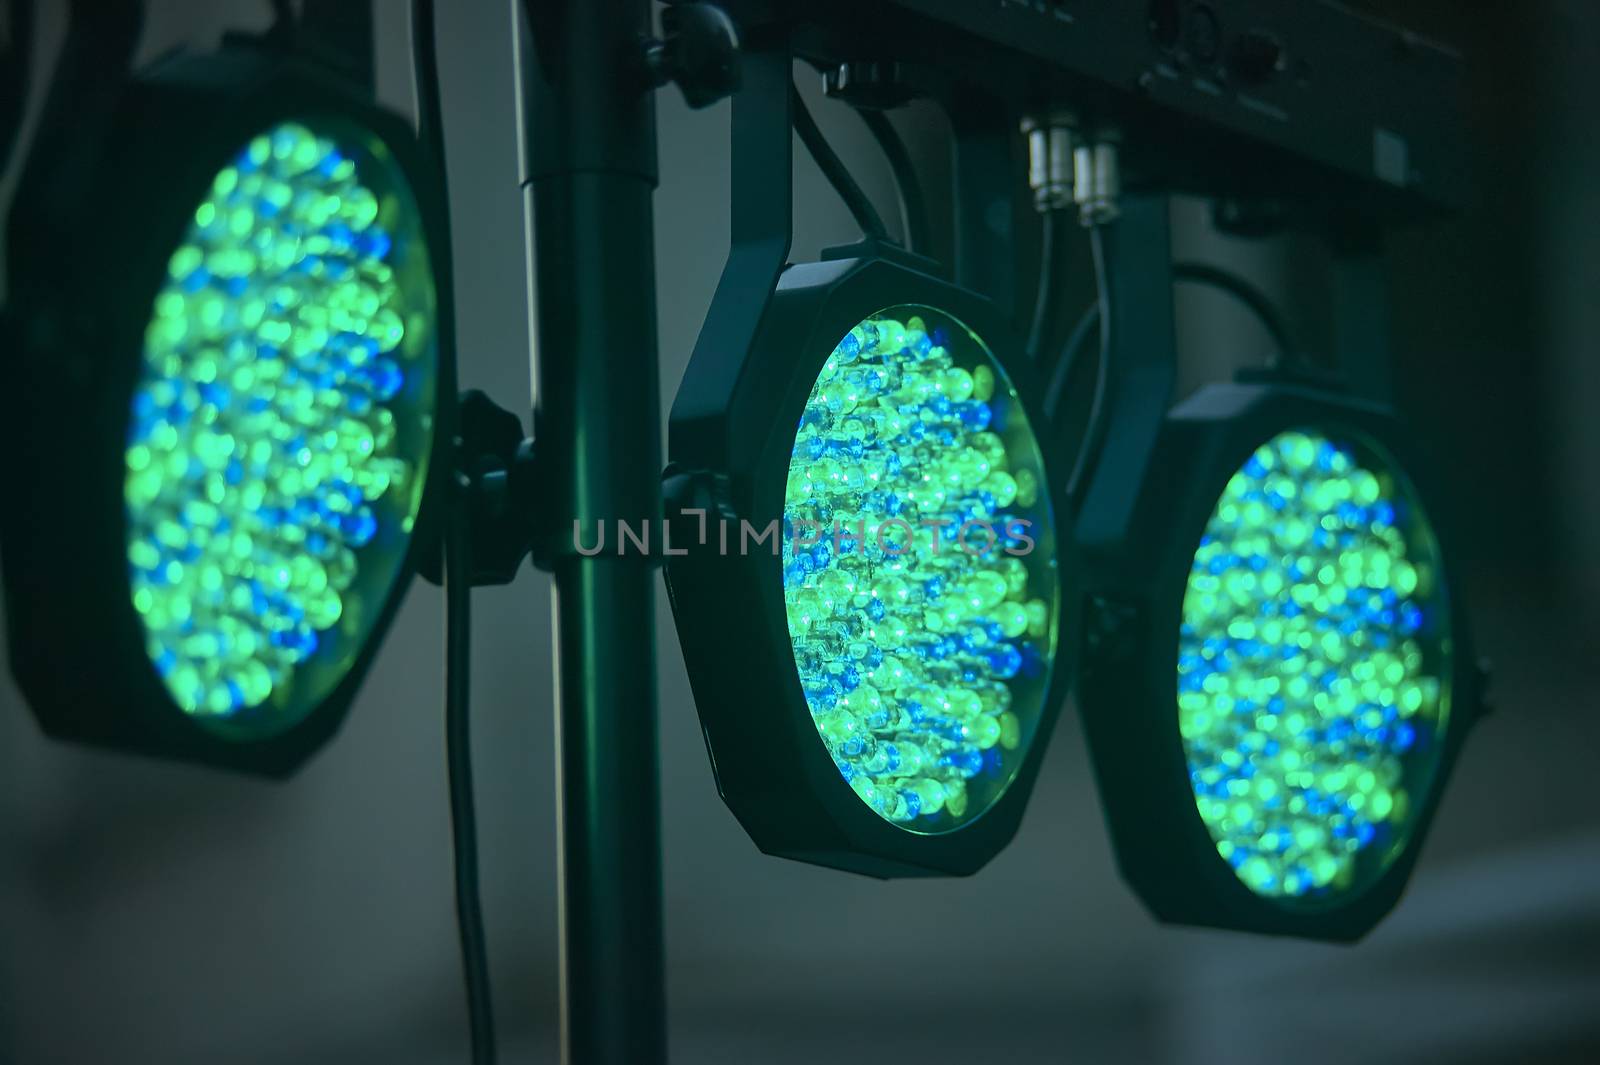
[782,307,1056,830]
[125,122,431,722]
[1179,429,1448,899]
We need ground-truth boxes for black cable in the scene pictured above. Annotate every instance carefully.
[1043,258,1298,420]
[856,108,930,253]
[412,0,446,168]
[1042,290,1100,423]
[791,83,889,242]
[1025,210,1068,362]
[419,1,487,1057]
[445,476,497,1065]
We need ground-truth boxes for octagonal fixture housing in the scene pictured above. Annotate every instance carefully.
[1073,376,1483,939]
[1,46,454,775]
[664,250,1070,878]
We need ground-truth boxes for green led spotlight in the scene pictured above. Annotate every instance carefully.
[126,121,434,731]
[1074,377,1483,939]
[1180,427,1448,901]
[2,48,452,774]
[782,306,1058,832]
[665,253,1067,877]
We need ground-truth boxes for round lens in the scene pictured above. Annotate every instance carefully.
[782,305,1060,832]
[1179,428,1452,902]
[125,120,438,734]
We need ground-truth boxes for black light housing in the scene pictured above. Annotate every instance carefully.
[1077,377,1483,939]
[659,43,1075,877]
[665,248,1069,877]
[1,31,454,775]
[1069,197,1484,940]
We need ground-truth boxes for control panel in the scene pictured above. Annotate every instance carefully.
[704,0,1469,213]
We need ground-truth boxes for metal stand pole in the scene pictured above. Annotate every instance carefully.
[515,0,667,1061]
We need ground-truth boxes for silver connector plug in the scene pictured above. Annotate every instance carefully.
[1021,111,1076,213]
[1074,137,1121,226]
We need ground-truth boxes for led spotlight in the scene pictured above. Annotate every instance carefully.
[1,49,451,774]
[1074,377,1481,939]
[665,254,1065,877]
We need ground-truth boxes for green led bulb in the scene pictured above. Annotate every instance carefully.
[1178,429,1452,901]
[782,305,1059,832]
[124,121,437,732]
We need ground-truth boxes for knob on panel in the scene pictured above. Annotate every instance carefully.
[1230,29,1287,85]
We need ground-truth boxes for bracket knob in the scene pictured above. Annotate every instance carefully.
[644,3,740,109]
[419,391,542,587]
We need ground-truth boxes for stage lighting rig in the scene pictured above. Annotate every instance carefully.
[0,3,1494,1061]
